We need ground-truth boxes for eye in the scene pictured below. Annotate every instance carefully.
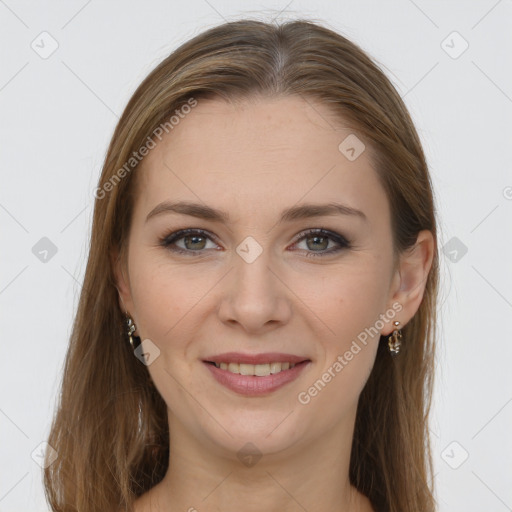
[291,228,352,258]
[159,228,351,258]
[159,228,219,256]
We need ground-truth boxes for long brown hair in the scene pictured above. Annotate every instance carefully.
[44,18,439,512]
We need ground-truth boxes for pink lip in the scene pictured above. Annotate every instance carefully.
[203,359,311,396]
[203,352,309,365]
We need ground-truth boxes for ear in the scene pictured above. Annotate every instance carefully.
[111,246,134,319]
[382,229,435,335]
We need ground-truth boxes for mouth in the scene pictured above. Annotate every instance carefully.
[201,352,312,396]
[203,360,310,376]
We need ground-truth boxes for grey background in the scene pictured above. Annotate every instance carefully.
[1,0,511,510]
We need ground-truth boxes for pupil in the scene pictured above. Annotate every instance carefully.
[308,236,327,251]
[186,235,205,250]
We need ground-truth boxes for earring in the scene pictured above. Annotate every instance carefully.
[388,320,402,357]
[125,314,138,350]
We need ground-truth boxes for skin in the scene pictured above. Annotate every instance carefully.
[114,95,434,512]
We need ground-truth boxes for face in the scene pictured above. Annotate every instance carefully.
[116,95,404,459]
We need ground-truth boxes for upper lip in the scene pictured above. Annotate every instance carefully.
[203,352,310,365]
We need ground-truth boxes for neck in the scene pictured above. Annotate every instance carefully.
[136,408,374,512]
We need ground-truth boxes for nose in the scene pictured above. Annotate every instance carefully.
[217,245,292,334]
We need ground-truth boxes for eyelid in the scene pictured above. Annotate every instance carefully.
[290,228,347,245]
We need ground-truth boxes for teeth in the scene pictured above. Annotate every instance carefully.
[212,361,297,376]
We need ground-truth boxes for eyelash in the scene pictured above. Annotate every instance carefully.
[159,228,352,259]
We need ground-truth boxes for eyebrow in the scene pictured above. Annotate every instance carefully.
[145,200,368,225]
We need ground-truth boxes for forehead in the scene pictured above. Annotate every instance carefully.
[134,95,389,228]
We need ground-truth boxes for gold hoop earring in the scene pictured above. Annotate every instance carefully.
[388,320,402,357]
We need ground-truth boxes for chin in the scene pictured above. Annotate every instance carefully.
[199,414,305,460]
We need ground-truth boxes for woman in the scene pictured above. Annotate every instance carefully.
[44,18,439,512]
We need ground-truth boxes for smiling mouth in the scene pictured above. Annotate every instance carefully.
[204,360,310,377]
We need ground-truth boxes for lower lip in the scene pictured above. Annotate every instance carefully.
[203,361,311,396]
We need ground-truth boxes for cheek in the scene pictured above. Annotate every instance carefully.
[128,251,194,343]
[293,263,389,347]
[295,269,386,415]
[298,343,376,429]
